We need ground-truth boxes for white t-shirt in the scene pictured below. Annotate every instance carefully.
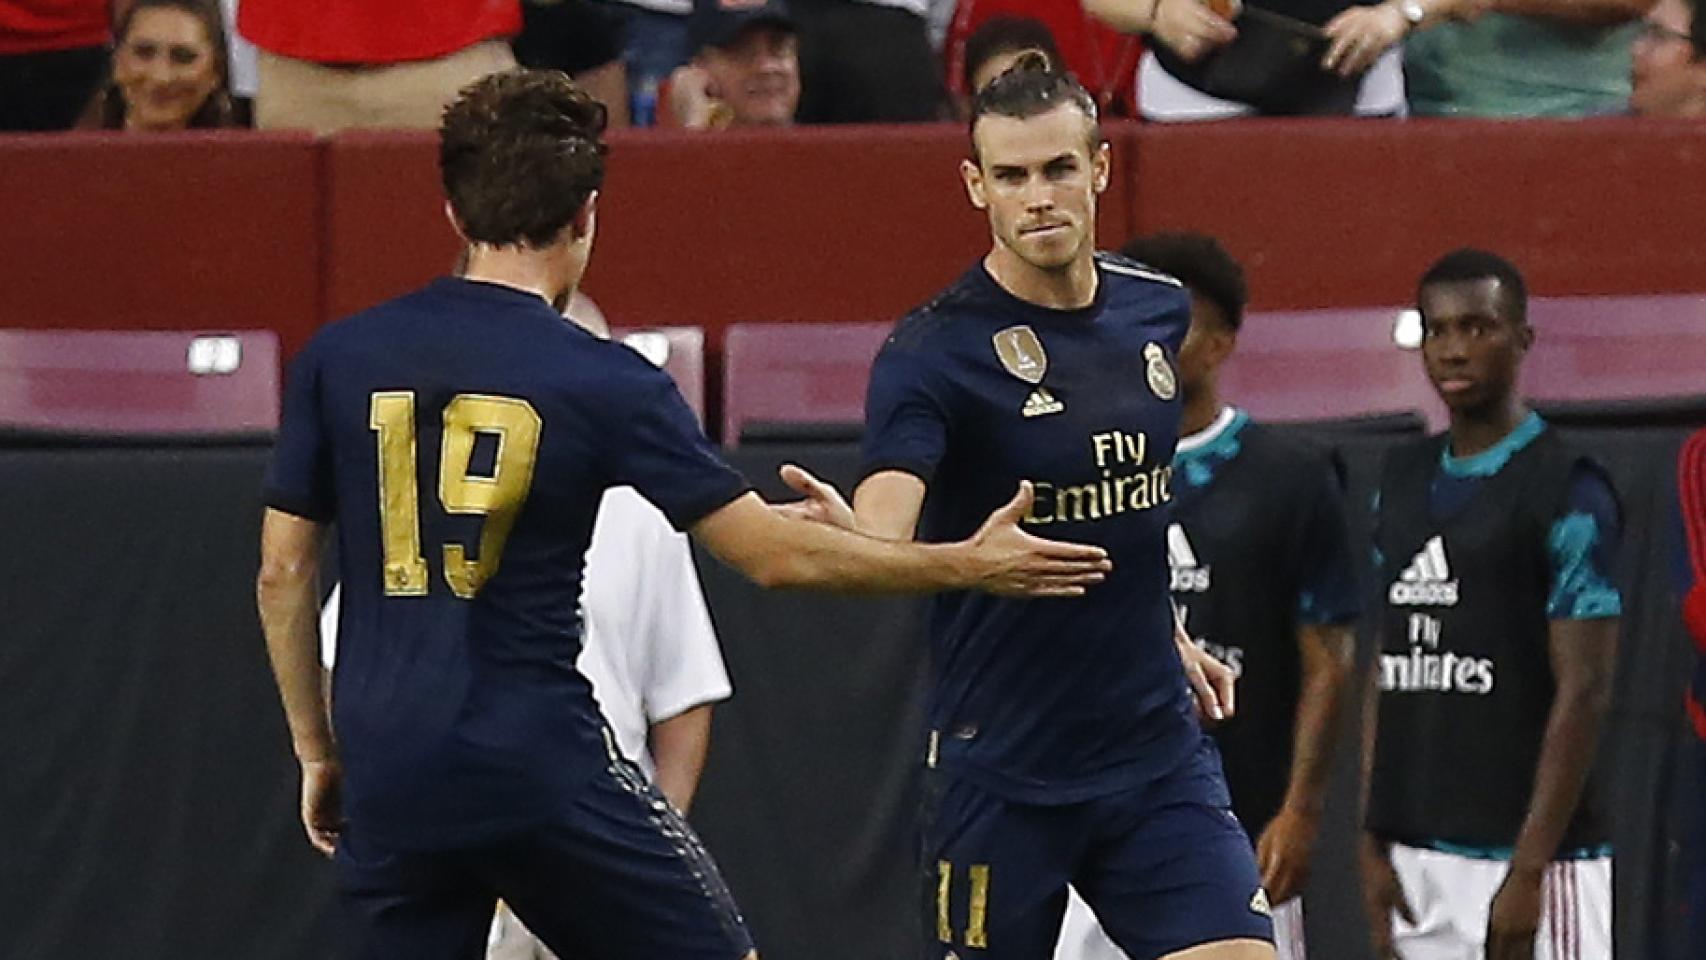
[319,486,731,777]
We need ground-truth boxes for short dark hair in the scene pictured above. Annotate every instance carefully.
[962,16,1065,94]
[1690,0,1705,58]
[439,70,609,248]
[968,54,1100,160]
[1120,233,1248,331]
[1417,247,1528,324]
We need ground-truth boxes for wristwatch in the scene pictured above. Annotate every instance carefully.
[1396,0,1427,28]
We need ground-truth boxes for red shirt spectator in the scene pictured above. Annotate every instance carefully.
[239,0,519,64]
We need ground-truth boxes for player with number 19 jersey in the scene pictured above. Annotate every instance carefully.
[264,276,749,853]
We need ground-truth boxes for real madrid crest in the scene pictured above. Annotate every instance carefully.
[1144,342,1177,401]
[993,325,1064,417]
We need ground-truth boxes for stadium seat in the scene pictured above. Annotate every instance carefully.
[1525,295,1706,404]
[1223,306,1440,427]
[611,325,706,426]
[0,329,279,438]
[722,321,892,446]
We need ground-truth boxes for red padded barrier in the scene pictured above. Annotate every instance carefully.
[1223,305,1439,425]
[722,321,892,445]
[0,329,279,435]
[1129,118,1706,310]
[0,132,322,357]
[317,124,1139,358]
[322,131,460,325]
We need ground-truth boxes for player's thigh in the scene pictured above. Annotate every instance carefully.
[1075,748,1272,960]
[334,828,496,960]
[924,775,1081,960]
[484,760,753,960]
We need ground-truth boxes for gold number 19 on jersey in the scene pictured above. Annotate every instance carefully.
[369,391,542,599]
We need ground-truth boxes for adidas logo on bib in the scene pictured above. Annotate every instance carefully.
[1167,523,1211,592]
[1389,536,1459,606]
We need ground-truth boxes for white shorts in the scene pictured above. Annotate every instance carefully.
[1053,885,1304,960]
[1388,844,1612,960]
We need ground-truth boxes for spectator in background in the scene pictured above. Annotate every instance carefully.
[609,0,698,125]
[667,0,800,128]
[952,15,1069,115]
[1631,0,1706,114]
[947,8,1137,116]
[787,0,946,121]
[511,0,632,127]
[95,0,237,130]
[239,0,519,132]
[0,0,116,131]
[1084,0,1406,118]
[1399,0,1653,115]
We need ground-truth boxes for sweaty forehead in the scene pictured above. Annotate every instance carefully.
[1419,277,1511,322]
[973,104,1096,167]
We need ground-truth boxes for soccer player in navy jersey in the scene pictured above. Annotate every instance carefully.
[843,58,1274,960]
[255,69,1111,960]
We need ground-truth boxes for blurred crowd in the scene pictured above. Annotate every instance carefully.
[0,0,1702,136]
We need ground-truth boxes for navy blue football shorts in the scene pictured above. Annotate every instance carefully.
[923,738,1273,960]
[334,755,753,960]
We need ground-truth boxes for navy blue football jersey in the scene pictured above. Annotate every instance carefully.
[264,278,747,850]
[862,254,1201,804]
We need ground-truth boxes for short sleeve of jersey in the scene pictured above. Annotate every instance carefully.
[613,369,750,532]
[263,344,335,521]
[638,527,732,723]
[1294,449,1362,626]
[861,338,951,484]
[1547,461,1623,621]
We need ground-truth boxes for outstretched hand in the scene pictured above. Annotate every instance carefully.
[774,464,856,530]
[964,482,1112,597]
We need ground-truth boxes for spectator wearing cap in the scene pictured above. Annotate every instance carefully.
[667,0,801,127]
[239,0,520,132]
[1632,0,1705,114]
[0,0,113,131]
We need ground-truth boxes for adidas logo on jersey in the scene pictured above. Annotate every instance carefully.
[1167,524,1211,592]
[1389,536,1459,606]
[1022,387,1064,418]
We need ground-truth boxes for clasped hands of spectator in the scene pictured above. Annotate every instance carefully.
[1322,0,1490,76]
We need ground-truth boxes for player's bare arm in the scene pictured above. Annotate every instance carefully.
[648,704,715,813]
[1484,616,1617,960]
[694,483,1109,597]
[850,469,929,541]
[1257,623,1353,904]
[256,507,340,857]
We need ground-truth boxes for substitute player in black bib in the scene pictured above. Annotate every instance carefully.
[256,70,1113,960]
[1362,249,1621,960]
[1054,234,1360,960]
[851,61,1273,960]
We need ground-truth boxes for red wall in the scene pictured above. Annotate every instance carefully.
[2,120,1703,362]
